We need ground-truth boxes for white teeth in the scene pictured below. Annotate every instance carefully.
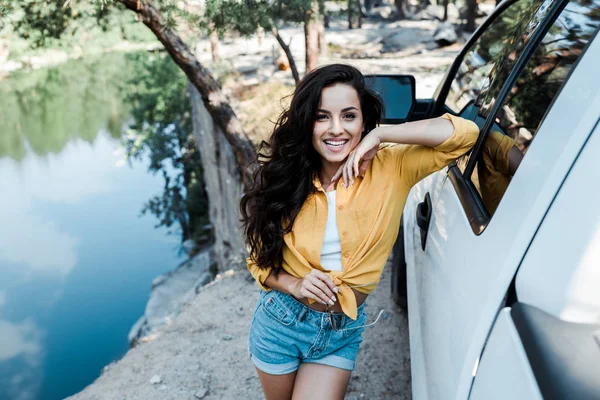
[324,140,348,147]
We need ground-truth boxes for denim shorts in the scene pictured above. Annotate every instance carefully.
[248,289,367,375]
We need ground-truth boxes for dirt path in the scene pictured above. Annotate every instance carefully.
[68,259,410,400]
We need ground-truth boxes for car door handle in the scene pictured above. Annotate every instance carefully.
[416,192,432,251]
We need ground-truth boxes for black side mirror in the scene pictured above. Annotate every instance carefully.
[364,74,416,124]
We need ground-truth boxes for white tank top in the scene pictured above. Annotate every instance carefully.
[320,190,343,271]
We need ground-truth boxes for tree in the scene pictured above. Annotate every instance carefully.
[465,0,478,32]
[4,0,257,187]
[124,52,210,245]
[395,0,407,20]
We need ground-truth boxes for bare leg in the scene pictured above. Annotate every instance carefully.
[291,363,352,400]
[256,367,297,400]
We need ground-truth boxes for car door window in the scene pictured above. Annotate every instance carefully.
[445,0,550,115]
[469,0,600,215]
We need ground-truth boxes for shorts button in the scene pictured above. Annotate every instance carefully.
[338,206,343,210]
[342,231,347,236]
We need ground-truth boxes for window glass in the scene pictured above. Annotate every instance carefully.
[470,0,600,215]
[445,0,548,114]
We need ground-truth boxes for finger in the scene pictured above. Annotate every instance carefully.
[304,281,334,305]
[358,159,370,177]
[306,275,336,303]
[299,285,326,304]
[332,164,343,182]
[342,158,348,188]
[353,151,361,178]
[310,270,339,294]
[346,153,354,186]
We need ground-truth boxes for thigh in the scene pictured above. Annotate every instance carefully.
[291,363,352,400]
[256,368,297,400]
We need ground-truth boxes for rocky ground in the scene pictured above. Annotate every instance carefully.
[68,12,476,400]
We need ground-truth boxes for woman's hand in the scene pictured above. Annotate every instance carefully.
[290,270,339,306]
[332,131,381,187]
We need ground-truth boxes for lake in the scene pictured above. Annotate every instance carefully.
[0,53,188,400]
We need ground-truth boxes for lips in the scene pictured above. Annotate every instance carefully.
[324,139,349,148]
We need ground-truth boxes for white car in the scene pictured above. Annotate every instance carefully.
[369,0,600,398]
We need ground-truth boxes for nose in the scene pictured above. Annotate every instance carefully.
[329,116,344,135]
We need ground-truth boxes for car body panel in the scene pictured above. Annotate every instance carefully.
[405,24,600,400]
[516,118,600,324]
[469,309,543,400]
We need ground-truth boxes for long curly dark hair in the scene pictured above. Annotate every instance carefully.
[240,64,384,275]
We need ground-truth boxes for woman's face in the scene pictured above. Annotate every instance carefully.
[312,83,365,173]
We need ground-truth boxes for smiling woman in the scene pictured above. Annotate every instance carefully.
[312,84,365,184]
[240,63,479,399]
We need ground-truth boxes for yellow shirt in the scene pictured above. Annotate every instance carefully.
[247,113,479,319]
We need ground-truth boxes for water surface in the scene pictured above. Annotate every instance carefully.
[0,53,186,400]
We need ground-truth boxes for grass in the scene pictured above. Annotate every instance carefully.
[229,80,294,146]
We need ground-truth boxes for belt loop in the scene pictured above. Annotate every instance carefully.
[297,307,308,322]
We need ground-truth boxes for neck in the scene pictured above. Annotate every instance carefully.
[319,162,342,187]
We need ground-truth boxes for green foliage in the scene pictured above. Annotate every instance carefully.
[1,0,155,57]
[209,0,315,35]
[123,51,210,244]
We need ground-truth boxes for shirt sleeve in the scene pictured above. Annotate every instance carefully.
[397,113,479,188]
[478,131,519,214]
[247,257,273,291]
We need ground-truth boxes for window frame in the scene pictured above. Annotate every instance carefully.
[440,0,575,235]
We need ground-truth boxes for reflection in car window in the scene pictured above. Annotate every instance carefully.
[471,0,600,215]
[445,0,547,114]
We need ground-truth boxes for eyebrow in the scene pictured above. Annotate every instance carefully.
[316,106,359,113]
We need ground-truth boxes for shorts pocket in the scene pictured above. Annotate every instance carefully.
[261,293,296,326]
[341,310,367,339]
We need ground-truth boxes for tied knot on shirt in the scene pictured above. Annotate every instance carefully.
[307,274,360,320]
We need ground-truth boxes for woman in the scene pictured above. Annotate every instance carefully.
[240,64,478,399]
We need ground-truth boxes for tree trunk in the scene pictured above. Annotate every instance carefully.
[272,28,300,85]
[189,83,246,269]
[348,0,354,29]
[304,2,320,74]
[318,0,330,28]
[443,0,449,21]
[117,0,256,191]
[357,0,363,28]
[465,0,478,32]
[364,0,374,12]
[395,0,407,19]
[209,29,220,61]
[257,24,265,47]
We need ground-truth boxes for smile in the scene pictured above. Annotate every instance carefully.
[324,139,349,148]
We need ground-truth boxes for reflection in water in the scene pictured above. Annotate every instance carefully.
[0,52,196,399]
[0,54,128,161]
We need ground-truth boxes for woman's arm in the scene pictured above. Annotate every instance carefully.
[375,116,455,147]
[336,114,479,187]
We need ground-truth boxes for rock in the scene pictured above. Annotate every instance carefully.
[433,22,458,47]
[149,375,162,384]
[182,239,196,255]
[128,247,216,347]
[414,4,460,21]
[365,5,394,19]
[221,334,233,341]
[381,30,425,53]
[194,386,209,399]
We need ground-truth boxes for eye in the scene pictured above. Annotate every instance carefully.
[315,114,328,121]
[343,113,356,119]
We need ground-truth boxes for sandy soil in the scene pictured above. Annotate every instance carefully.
[68,260,410,400]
